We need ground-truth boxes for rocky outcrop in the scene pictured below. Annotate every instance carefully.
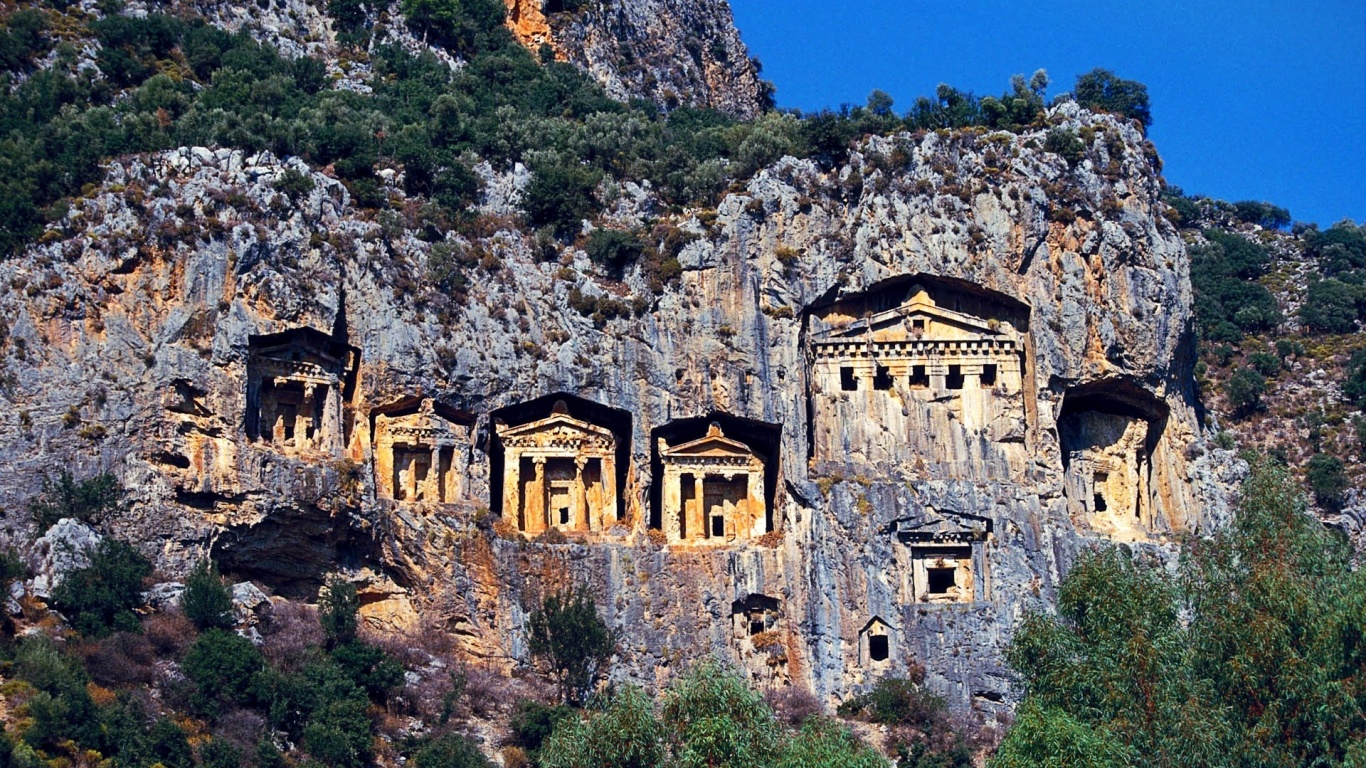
[526,0,768,117]
[0,105,1228,711]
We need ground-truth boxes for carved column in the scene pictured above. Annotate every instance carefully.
[747,465,766,538]
[691,473,706,540]
[600,449,618,527]
[574,457,588,532]
[503,444,522,531]
[528,457,547,534]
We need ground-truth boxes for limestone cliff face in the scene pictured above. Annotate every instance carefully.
[518,0,768,117]
[0,105,1230,709]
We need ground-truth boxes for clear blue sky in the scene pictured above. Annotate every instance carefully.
[728,1,1365,227]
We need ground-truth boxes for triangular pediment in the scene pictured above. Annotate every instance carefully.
[815,290,1004,343]
[498,412,615,441]
[891,508,992,542]
[663,424,756,459]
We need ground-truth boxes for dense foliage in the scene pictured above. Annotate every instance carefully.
[50,538,151,636]
[539,660,888,768]
[28,470,125,530]
[993,461,1366,767]
[181,559,236,630]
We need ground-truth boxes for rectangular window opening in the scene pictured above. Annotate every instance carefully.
[946,365,965,390]
[559,507,570,525]
[873,366,893,390]
[749,620,765,636]
[912,318,926,332]
[908,365,929,389]
[1093,493,1107,513]
[927,567,957,595]
[711,515,725,538]
[980,364,997,387]
[840,366,858,391]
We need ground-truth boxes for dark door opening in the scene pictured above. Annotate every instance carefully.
[869,635,889,662]
[840,366,858,391]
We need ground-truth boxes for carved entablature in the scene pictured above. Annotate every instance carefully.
[894,509,992,604]
[496,401,619,535]
[246,328,359,457]
[658,423,767,545]
[374,399,473,504]
[810,286,1024,396]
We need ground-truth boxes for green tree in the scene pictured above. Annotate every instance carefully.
[661,659,782,768]
[775,717,888,768]
[1344,348,1366,405]
[1222,367,1265,417]
[50,539,151,637]
[1043,128,1084,167]
[527,584,618,706]
[29,470,124,531]
[183,628,266,716]
[1300,277,1359,334]
[539,685,665,768]
[320,576,360,647]
[994,461,1366,767]
[1305,452,1347,510]
[1073,68,1152,128]
[181,559,236,630]
[523,162,602,238]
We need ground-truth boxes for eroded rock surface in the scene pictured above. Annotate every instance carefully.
[0,107,1228,711]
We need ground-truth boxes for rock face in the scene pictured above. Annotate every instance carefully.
[515,0,769,117]
[0,106,1228,711]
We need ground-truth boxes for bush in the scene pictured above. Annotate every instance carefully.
[1299,278,1359,334]
[1247,351,1281,377]
[510,699,577,764]
[540,685,664,768]
[775,717,888,768]
[330,639,404,703]
[1232,200,1291,230]
[660,660,783,768]
[412,733,495,768]
[1073,68,1152,128]
[182,559,236,630]
[183,628,266,716]
[836,676,947,729]
[1043,128,1084,167]
[1344,349,1366,405]
[583,228,644,278]
[1222,368,1266,417]
[29,470,124,531]
[526,584,618,706]
[1305,453,1347,510]
[320,576,360,647]
[523,162,601,238]
[50,539,152,637]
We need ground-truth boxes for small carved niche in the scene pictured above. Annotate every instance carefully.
[860,616,893,665]
[246,328,359,457]
[731,594,781,640]
[492,396,628,536]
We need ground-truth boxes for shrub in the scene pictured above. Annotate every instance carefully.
[583,228,644,278]
[526,584,618,706]
[182,559,236,630]
[50,539,152,637]
[200,738,245,768]
[1222,368,1266,417]
[183,628,266,716]
[1344,349,1366,406]
[539,685,663,768]
[85,631,156,686]
[775,717,888,768]
[330,639,404,703]
[510,699,577,764]
[29,470,124,531]
[1043,128,1084,167]
[1232,200,1291,230]
[1073,68,1151,128]
[320,576,360,647]
[836,675,947,729]
[1247,351,1281,377]
[1305,453,1347,510]
[1299,278,1358,334]
[412,733,495,768]
[523,163,601,238]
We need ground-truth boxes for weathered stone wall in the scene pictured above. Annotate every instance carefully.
[0,105,1230,710]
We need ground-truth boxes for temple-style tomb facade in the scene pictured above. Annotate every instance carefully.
[658,423,768,544]
[496,401,618,534]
